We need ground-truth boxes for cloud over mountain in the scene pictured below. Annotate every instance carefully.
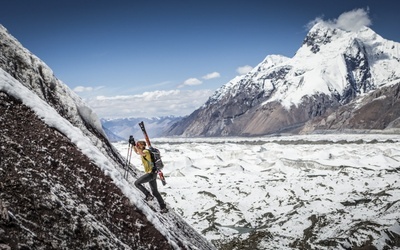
[308,8,372,32]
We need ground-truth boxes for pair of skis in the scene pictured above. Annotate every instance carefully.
[124,122,166,185]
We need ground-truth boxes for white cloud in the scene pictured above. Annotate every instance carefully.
[178,78,203,88]
[183,78,202,86]
[306,17,324,30]
[308,8,371,32]
[178,72,220,88]
[202,72,221,80]
[74,86,93,92]
[85,89,213,119]
[73,85,104,93]
[237,65,253,75]
[335,8,371,31]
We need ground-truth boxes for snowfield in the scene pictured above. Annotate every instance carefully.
[114,134,400,249]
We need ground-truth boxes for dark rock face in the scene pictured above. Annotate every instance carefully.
[306,82,400,132]
[303,25,335,53]
[341,39,373,103]
[0,93,171,249]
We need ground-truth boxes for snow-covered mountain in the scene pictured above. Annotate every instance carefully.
[102,116,182,142]
[0,24,214,249]
[166,21,400,136]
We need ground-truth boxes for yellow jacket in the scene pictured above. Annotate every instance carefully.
[141,149,154,173]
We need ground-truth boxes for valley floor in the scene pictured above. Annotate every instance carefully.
[114,134,400,250]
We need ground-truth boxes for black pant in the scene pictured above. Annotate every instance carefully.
[135,172,166,209]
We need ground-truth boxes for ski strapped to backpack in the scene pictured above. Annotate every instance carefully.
[138,121,166,185]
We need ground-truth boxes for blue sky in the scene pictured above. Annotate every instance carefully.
[1,0,399,119]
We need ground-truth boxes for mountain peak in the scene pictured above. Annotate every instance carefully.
[303,19,382,53]
[167,21,400,137]
[303,22,345,54]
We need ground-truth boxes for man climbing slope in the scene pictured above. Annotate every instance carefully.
[133,140,168,213]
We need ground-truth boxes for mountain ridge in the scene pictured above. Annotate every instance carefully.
[166,22,400,137]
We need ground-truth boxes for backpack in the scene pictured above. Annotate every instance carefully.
[147,146,164,170]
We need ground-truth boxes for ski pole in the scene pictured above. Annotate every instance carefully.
[124,148,129,179]
[124,143,130,179]
[124,135,135,179]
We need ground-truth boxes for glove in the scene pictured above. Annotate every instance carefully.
[128,135,135,145]
[152,166,157,173]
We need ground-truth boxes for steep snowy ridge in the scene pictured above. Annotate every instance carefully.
[206,54,290,106]
[0,25,103,136]
[0,24,215,249]
[166,21,400,137]
[0,24,123,169]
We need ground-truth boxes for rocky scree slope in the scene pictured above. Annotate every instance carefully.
[0,93,170,249]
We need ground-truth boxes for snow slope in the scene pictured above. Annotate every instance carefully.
[0,67,215,249]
